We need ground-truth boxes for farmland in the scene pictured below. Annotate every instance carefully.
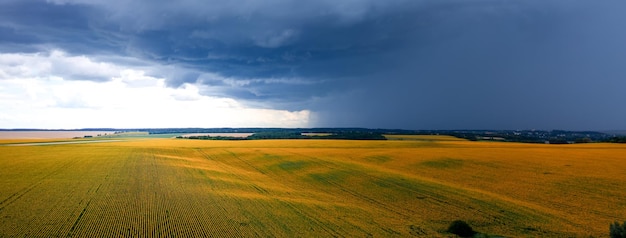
[1,137,625,237]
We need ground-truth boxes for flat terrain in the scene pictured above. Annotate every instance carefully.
[1,137,625,237]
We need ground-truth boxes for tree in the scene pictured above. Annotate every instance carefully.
[447,220,476,237]
[611,221,626,238]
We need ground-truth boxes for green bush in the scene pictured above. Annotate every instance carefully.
[447,220,476,237]
[611,221,626,238]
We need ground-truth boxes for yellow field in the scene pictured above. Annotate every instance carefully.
[1,137,625,237]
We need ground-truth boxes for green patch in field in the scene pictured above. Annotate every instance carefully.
[363,155,391,163]
[308,170,349,184]
[277,160,308,171]
[260,154,282,160]
[420,158,465,169]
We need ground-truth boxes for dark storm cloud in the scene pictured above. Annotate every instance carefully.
[312,1,626,130]
[0,0,118,53]
[3,0,626,129]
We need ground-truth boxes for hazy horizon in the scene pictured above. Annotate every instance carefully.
[2,127,625,133]
[1,0,625,130]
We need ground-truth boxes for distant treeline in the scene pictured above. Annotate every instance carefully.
[180,135,248,140]
[148,128,623,144]
[604,137,626,143]
[248,131,386,140]
[178,130,387,140]
[440,130,616,144]
[3,128,625,144]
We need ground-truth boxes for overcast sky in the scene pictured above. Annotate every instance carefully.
[1,0,625,130]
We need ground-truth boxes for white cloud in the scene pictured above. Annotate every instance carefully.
[0,50,120,81]
[0,50,311,129]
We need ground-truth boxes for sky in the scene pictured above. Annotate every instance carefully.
[1,0,625,130]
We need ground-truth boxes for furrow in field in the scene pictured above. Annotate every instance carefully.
[193,148,353,236]
[159,147,260,237]
[265,147,575,236]
[195,149,288,236]
[218,148,426,236]
[67,200,91,237]
[2,138,624,237]
[0,157,77,212]
[342,153,588,232]
[0,147,125,237]
[267,148,437,235]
